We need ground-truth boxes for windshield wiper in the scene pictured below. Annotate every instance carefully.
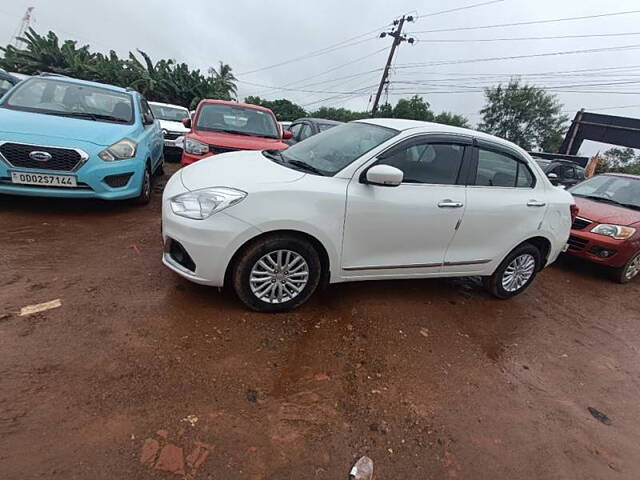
[578,194,631,208]
[263,149,284,162]
[286,159,326,176]
[53,111,129,123]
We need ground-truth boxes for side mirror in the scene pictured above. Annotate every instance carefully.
[365,164,403,187]
[547,172,559,185]
[182,117,192,128]
[143,113,154,125]
[283,130,293,140]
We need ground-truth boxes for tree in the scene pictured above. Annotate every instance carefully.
[0,28,237,109]
[479,79,567,152]
[244,96,306,121]
[596,147,640,174]
[392,95,434,121]
[434,111,469,128]
[307,106,369,122]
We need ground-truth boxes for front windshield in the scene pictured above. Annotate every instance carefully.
[279,122,398,176]
[569,175,640,210]
[196,103,279,139]
[2,78,134,123]
[150,103,189,122]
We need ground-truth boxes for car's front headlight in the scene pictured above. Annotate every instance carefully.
[170,187,247,220]
[184,137,209,156]
[98,138,137,161]
[591,224,637,240]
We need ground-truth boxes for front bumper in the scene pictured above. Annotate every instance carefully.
[163,136,184,150]
[565,230,640,268]
[0,156,146,200]
[161,173,261,286]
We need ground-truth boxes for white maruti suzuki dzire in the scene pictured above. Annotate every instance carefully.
[162,119,574,312]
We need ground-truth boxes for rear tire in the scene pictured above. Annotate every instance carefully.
[483,243,541,299]
[232,234,322,312]
[611,251,640,284]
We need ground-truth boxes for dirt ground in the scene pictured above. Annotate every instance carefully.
[1,164,640,480]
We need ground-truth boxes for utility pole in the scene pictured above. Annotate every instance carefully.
[371,15,414,116]
[12,7,34,48]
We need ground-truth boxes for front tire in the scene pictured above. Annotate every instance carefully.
[483,244,541,299]
[232,235,322,312]
[612,251,640,284]
[133,165,152,205]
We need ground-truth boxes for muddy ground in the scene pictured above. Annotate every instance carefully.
[1,164,640,480]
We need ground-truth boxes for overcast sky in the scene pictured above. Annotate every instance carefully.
[2,0,640,155]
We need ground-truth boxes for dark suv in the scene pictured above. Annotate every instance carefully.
[534,158,585,188]
[285,118,342,145]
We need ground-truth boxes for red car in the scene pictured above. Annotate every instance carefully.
[567,173,640,283]
[180,100,291,165]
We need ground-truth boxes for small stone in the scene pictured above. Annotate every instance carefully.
[154,443,185,475]
[140,438,160,466]
[314,373,330,381]
[246,389,258,403]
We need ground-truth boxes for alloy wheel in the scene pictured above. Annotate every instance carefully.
[624,253,640,281]
[501,253,536,292]
[249,249,309,304]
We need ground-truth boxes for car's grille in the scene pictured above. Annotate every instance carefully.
[0,143,84,172]
[209,144,241,155]
[572,217,592,230]
[567,235,589,251]
[164,132,182,140]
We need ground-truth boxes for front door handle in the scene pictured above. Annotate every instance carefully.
[527,200,546,207]
[438,199,464,208]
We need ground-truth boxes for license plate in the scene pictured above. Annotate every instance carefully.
[10,171,77,187]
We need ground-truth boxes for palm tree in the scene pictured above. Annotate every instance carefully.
[209,61,237,100]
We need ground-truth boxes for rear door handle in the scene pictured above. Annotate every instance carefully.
[438,199,464,208]
[527,200,546,207]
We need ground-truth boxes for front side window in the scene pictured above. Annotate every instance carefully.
[149,104,189,122]
[2,78,134,123]
[299,124,312,140]
[379,142,465,185]
[196,103,279,139]
[569,175,640,209]
[475,148,534,188]
[272,122,398,176]
[289,123,302,138]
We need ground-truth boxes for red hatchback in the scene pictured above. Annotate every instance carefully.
[181,100,291,165]
[567,173,640,283]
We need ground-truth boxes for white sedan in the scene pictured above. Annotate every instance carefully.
[162,119,574,312]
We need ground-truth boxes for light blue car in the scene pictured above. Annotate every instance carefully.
[0,74,164,204]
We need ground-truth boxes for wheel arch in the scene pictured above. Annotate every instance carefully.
[224,229,331,287]
[515,235,552,271]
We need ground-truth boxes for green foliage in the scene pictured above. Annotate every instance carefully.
[433,111,469,128]
[307,106,369,122]
[479,78,568,152]
[0,28,237,109]
[392,95,434,121]
[596,147,640,174]
[244,96,306,121]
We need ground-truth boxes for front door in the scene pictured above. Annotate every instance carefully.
[341,135,472,275]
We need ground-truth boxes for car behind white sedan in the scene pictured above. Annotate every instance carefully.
[162,119,574,312]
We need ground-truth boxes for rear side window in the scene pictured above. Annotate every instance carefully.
[379,142,465,185]
[475,148,534,188]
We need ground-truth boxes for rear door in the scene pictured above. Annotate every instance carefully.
[341,134,472,275]
[443,140,547,273]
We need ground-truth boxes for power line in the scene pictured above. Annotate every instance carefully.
[416,0,504,19]
[409,9,640,34]
[415,32,640,43]
[394,43,640,69]
[237,24,388,76]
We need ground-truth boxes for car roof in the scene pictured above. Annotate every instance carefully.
[294,117,342,125]
[601,172,640,180]
[29,74,132,94]
[356,118,528,153]
[199,99,274,113]
[149,101,188,110]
